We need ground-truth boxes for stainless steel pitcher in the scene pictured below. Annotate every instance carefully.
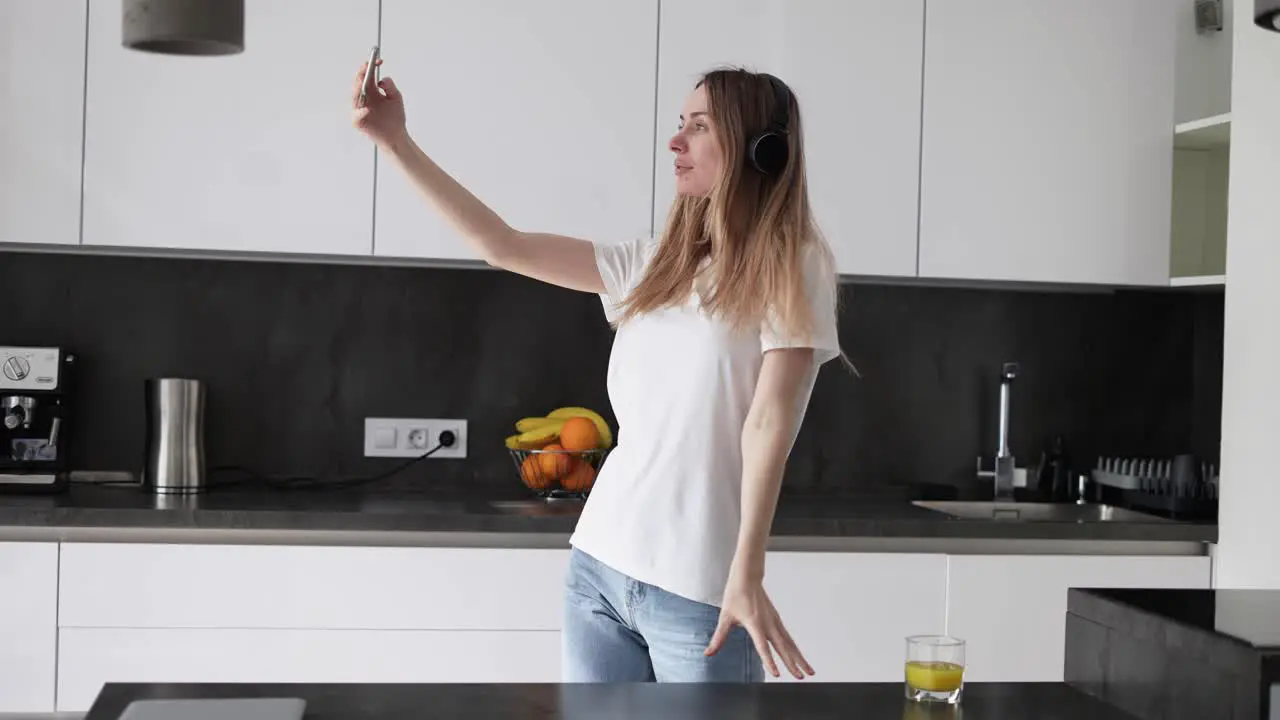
[143,378,207,494]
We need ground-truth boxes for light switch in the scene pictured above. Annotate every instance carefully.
[373,427,397,449]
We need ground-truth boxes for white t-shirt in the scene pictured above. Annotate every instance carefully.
[568,235,841,608]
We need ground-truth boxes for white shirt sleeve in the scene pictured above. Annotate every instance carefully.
[760,242,842,365]
[594,237,654,323]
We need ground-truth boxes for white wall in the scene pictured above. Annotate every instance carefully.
[1215,0,1280,588]
[1175,0,1234,123]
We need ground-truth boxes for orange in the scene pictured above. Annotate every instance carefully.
[519,455,550,490]
[559,417,601,452]
[561,462,596,493]
[537,444,573,479]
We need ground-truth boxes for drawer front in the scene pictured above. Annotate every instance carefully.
[0,541,58,713]
[57,627,561,712]
[946,554,1211,681]
[764,551,949,682]
[59,543,570,630]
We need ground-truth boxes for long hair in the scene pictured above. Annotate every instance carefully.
[615,67,841,359]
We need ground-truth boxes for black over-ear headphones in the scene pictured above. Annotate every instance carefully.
[747,73,791,176]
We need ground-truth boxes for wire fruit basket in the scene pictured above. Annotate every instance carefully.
[508,447,609,499]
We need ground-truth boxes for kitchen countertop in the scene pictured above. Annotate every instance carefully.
[83,681,1142,720]
[1070,587,1280,652]
[1064,588,1280,719]
[0,481,1217,548]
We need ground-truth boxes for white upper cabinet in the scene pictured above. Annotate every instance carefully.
[654,0,924,278]
[917,0,1177,286]
[1173,0,1233,126]
[0,0,87,247]
[81,0,377,256]
[373,0,658,261]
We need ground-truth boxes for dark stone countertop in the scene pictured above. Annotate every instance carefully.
[84,681,1141,720]
[0,481,1217,542]
[1070,587,1280,652]
[1064,588,1280,718]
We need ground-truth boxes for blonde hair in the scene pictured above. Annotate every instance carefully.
[616,67,850,370]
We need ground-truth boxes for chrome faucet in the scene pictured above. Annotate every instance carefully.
[977,362,1019,502]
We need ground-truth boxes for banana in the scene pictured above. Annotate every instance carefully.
[509,423,561,449]
[546,406,613,449]
[515,417,563,433]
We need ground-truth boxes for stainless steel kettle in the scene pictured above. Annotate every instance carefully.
[143,378,207,494]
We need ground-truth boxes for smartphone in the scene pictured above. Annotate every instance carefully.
[357,45,380,108]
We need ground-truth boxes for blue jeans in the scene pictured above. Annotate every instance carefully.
[561,547,765,683]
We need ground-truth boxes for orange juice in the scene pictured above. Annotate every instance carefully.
[905,660,964,692]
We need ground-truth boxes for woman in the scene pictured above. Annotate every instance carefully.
[353,61,843,684]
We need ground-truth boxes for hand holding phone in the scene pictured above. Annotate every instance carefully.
[352,46,406,147]
[357,45,380,108]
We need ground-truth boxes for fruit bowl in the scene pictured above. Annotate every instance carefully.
[504,407,614,499]
[508,446,609,499]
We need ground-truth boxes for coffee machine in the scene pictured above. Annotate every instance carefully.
[0,346,74,493]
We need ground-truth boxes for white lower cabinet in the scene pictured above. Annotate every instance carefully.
[57,543,571,631]
[41,540,1216,710]
[54,542,571,712]
[56,627,560,712]
[944,554,1212,682]
[0,542,59,714]
[765,552,949,682]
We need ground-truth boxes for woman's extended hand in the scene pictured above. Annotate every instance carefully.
[705,573,815,680]
[351,59,407,148]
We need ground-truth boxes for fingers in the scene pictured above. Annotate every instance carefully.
[352,58,383,83]
[770,613,814,679]
[379,76,400,101]
[768,606,811,677]
[351,64,365,108]
[755,613,800,679]
[771,625,805,679]
[351,58,385,107]
[747,622,780,678]
[704,616,731,657]
[780,623,814,677]
[351,106,371,129]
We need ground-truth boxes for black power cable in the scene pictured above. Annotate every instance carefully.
[211,429,458,491]
[72,430,459,492]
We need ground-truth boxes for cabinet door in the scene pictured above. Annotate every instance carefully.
[60,543,570,631]
[945,555,1211,682]
[0,0,86,247]
[655,0,923,278]
[765,552,948,682]
[57,628,560,712]
[81,0,377,256]
[0,542,58,713]
[918,0,1177,286]
[373,0,657,261]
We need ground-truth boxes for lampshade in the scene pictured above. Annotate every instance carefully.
[123,0,245,55]
[1257,0,1280,32]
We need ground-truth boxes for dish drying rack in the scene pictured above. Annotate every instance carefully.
[1091,456,1218,520]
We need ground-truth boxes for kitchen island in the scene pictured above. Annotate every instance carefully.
[1065,587,1280,720]
[0,483,1216,714]
[83,681,1143,720]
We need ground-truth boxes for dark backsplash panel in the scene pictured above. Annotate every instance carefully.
[0,250,1223,496]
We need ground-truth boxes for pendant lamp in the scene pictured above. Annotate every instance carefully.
[1257,0,1280,32]
[123,0,245,55]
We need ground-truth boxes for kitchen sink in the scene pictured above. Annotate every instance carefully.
[912,500,1170,523]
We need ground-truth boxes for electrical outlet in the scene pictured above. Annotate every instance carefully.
[363,417,467,459]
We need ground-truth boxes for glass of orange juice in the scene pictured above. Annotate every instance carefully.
[904,635,965,704]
